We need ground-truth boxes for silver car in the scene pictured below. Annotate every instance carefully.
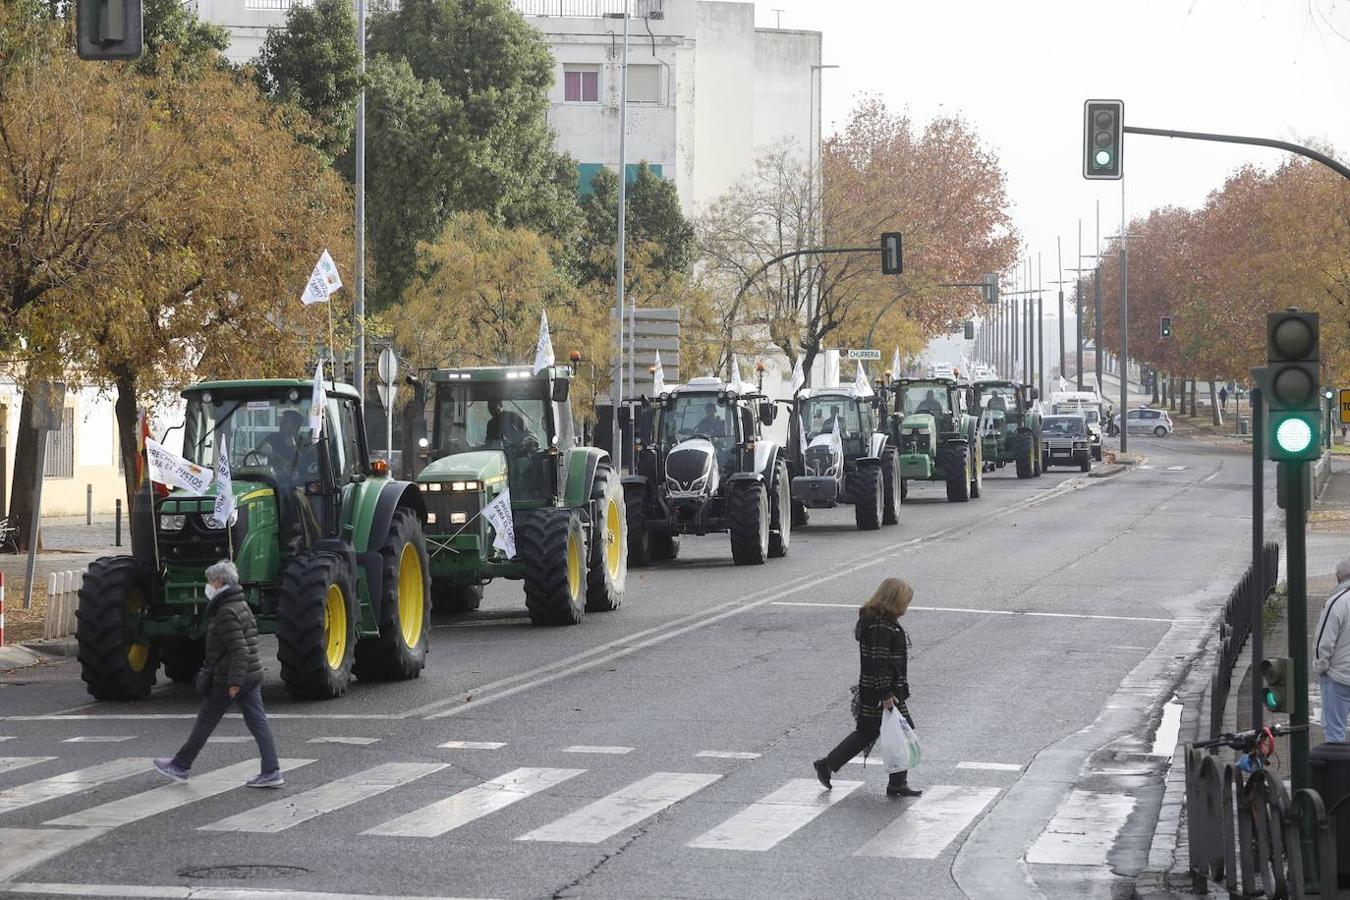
[1114,408,1174,437]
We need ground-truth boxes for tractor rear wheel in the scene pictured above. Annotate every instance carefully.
[355,509,430,682]
[768,461,792,558]
[586,466,627,613]
[854,464,883,530]
[941,445,971,502]
[76,556,158,701]
[432,580,482,613]
[520,508,587,626]
[158,638,205,684]
[881,448,901,525]
[791,499,810,528]
[1014,431,1034,479]
[728,482,769,566]
[900,478,909,501]
[277,553,357,699]
[624,491,652,568]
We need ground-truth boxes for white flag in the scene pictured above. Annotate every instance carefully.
[212,436,236,528]
[729,356,744,393]
[652,350,665,395]
[798,404,809,453]
[824,349,840,388]
[309,360,327,444]
[831,414,843,455]
[301,250,343,305]
[482,488,516,559]
[533,309,555,375]
[854,360,874,398]
[790,357,805,395]
[145,438,214,495]
[891,347,901,380]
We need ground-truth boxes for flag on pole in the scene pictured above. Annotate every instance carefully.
[145,438,214,495]
[212,436,236,528]
[891,347,901,380]
[854,361,874,398]
[729,355,744,393]
[652,350,665,395]
[533,308,555,375]
[799,405,809,453]
[301,250,343,305]
[482,488,516,558]
[830,414,843,456]
[134,408,151,490]
[790,357,805,395]
[309,360,327,444]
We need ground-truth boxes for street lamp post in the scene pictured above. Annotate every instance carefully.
[805,63,838,385]
[606,4,631,469]
[353,0,367,398]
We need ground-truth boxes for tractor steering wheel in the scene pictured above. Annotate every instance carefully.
[243,450,267,467]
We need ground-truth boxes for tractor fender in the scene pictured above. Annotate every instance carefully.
[354,480,426,620]
[562,446,609,508]
[621,474,650,501]
[869,432,889,459]
[727,471,765,489]
[752,440,781,481]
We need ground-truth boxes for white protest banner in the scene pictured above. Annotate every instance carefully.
[728,355,744,393]
[211,436,236,528]
[854,360,874,398]
[309,360,327,444]
[831,415,843,456]
[533,309,555,375]
[652,350,665,395]
[891,347,901,380]
[145,438,214,495]
[482,489,516,559]
[789,357,805,395]
[301,250,343,305]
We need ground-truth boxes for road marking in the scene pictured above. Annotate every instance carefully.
[0,737,13,742]
[562,745,633,755]
[62,736,135,743]
[0,828,109,883]
[201,762,446,834]
[694,751,761,760]
[0,758,148,815]
[1166,465,1187,471]
[687,778,861,852]
[307,737,381,746]
[1025,789,1137,865]
[44,759,315,828]
[0,758,55,776]
[772,601,1175,624]
[206,737,253,744]
[517,772,721,844]
[364,767,584,838]
[0,883,498,899]
[438,741,505,750]
[1,714,401,722]
[855,785,1000,859]
[956,762,1023,772]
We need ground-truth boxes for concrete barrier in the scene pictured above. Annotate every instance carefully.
[43,569,85,640]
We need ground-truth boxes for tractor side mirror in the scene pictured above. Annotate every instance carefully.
[551,378,570,403]
[759,401,776,426]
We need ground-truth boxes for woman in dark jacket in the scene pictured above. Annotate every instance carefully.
[154,560,282,788]
[813,577,921,797]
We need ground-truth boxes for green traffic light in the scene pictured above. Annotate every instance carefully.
[1276,416,1314,454]
[1094,149,1112,167]
[1264,689,1278,711]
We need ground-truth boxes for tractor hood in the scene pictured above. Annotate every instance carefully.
[158,479,275,515]
[417,450,508,485]
[665,438,719,498]
[897,412,937,433]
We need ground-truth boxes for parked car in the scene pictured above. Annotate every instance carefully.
[1114,407,1174,437]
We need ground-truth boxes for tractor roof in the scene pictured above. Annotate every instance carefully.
[430,366,570,383]
[797,386,865,401]
[665,376,764,400]
[185,379,360,401]
[891,377,959,388]
[972,379,1020,389]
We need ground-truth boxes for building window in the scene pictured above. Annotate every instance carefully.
[45,407,74,479]
[627,64,660,103]
[564,68,599,103]
[577,162,665,196]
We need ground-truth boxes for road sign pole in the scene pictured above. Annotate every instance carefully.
[1283,457,1311,792]
[1119,181,1129,455]
[1251,384,1264,732]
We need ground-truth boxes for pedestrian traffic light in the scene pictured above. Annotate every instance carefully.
[1083,100,1123,180]
[1160,316,1171,338]
[881,232,903,276]
[1265,309,1320,461]
[77,0,143,59]
[1260,657,1292,713]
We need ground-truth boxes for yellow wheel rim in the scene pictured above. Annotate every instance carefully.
[125,587,150,673]
[323,584,347,671]
[566,528,583,600]
[397,543,424,648]
[604,497,622,580]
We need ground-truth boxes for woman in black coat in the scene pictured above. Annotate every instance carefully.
[813,577,921,797]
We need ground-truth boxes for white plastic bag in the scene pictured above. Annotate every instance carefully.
[878,707,921,773]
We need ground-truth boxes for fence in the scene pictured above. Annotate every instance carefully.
[43,569,84,640]
[1210,541,1280,740]
[512,0,663,16]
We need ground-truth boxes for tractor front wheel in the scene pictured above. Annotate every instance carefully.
[76,556,158,701]
[791,499,810,528]
[355,509,430,682]
[158,637,205,684]
[881,448,901,525]
[941,445,971,503]
[277,553,358,699]
[768,461,792,558]
[586,466,627,613]
[624,491,652,568]
[854,464,883,530]
[651,527,680,561]
[1014,431,1034,479]
[520,508,587,626]
[728,482,769,565]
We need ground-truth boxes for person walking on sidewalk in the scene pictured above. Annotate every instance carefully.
[154,560,284,787]
[813,577,922,797]
[1313,558,1350,742]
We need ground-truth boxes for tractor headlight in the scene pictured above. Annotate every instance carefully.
[453,481,480,491]
[666,474,681,491]
[424,482,443,492]
[689,475,707,492]
[450,512,467,524]
[452,481,466,491]
[159,514,186,531]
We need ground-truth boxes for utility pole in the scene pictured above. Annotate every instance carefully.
[1037,252,1044,395]
[1095,200,1103,396]
[608,3,630,466]
[1119,181,1129,454]
[1056,238,1065,387]
[353,0,367,400]
[1076,219,1084,390]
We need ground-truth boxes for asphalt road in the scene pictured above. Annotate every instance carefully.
[0,435,1258,900]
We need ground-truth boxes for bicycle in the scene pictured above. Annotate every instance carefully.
[1193,723,1309,774]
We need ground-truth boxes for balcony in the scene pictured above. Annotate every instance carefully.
[513,0,663,17]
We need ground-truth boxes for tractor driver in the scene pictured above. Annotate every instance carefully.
[917,390,945,415]
[987,392,1008,414]
[694,403,727,437]
[822,405,846,436]
[257,410,317,482]
[485,399,532,446]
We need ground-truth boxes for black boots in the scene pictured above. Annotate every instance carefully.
[813,759,832,790]
[887,771,922,798]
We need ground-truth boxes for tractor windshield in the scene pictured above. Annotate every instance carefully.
[896,386,951,416]
[979,386,1017,413]
[183,393,321,486]
[657,394,738,468]
[1043,416,1086,436]
[801,397,860,439]
[435,380,552,455]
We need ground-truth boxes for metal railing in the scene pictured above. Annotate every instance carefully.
[512,0,663,17]
[1211,541,1280,740]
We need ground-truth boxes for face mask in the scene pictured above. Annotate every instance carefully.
[204,584,221,601]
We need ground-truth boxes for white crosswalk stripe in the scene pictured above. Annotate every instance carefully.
[855,785,1000,859]
[364,767,584,838]
[44,759,315,828]
[201,762,447,834]
[0,827,108,883]
[688,778,861,852]
[439,741,505,750]
[0,757,149,816]
[0,758,55,777]
[518,772,721,844]
[61,736,135,743]
[308,737,382,746]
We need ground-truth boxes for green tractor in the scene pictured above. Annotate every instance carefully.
[971,379,1044,480]
[886,377,983,502]
[415,365,626,626]
[76,379,431,702]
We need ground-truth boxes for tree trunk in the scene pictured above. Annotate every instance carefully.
[7,390,39,552]
[113,375,140,510]
[1150,369,1159,405]
[1209,380,1222,426]
[1189,379,1198,419]
[1179,378,1188,417]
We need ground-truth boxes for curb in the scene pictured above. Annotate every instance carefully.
[24,637,77,658]
[1089,464,1129,479]
[0,644,45,670]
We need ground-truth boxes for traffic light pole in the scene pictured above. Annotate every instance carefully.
[1251,386,1264,732]
[1119,183,1129,455]
[1283,458,1312,792]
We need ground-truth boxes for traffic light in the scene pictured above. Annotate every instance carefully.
[963,321,975,340]
[1265,309,1320,461]
[1083,100,1123,180]
[1260,657,1292,713]
[1160,316,1171,338]
[982,273,999,305]
[881,232,903,276]
[77,0,143,59]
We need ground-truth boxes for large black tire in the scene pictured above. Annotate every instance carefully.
[853,464,883,530]
[1034,439,1044,477]
[354,509,430,682]
[1078,451,1092,473]
[900,478,909,501]
[651,528,680,561]
[158,637,205,684]
[969,446,983,499]
[881,448,901,526]
[1092,444,1103,462]
[728,482,769,566]
[76,556,158,701]
[586,466,627,613]
[1014,431,1034,479]
[624,491,652,568]
[277,552,357,700]
[941,445,970,502]
[768,460,792,558]
[790,499,810,528]
[432,580,482,613]
[520,507,587,626]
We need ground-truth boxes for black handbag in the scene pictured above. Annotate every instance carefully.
[194,665,214,697]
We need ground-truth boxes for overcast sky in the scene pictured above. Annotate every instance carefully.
[752,0,1350,303]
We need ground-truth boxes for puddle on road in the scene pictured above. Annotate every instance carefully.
[1149,695,1182,757]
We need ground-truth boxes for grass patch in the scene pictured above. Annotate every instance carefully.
[1265,581,1288,637]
